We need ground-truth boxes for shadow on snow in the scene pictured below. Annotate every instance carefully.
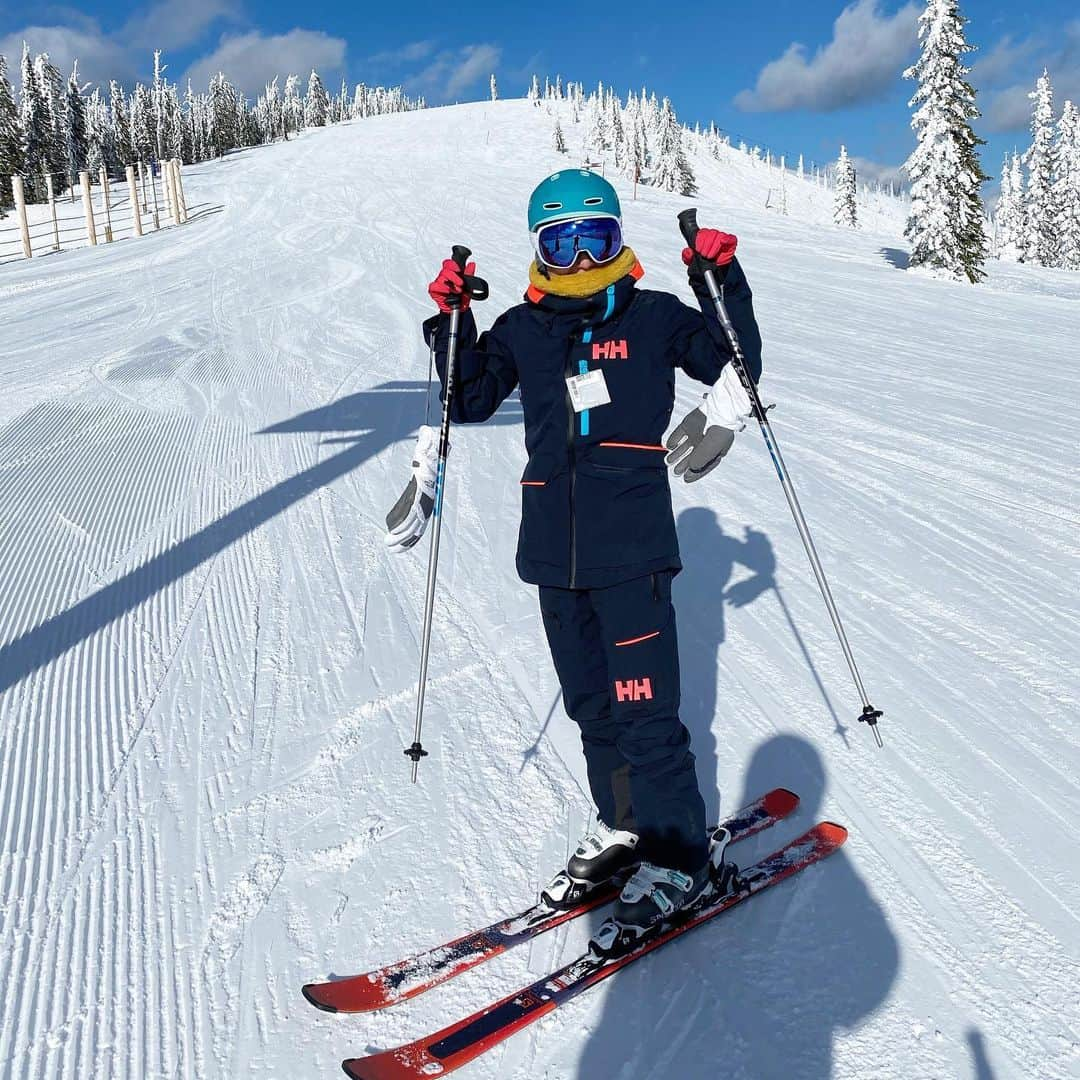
[0,379,521,696]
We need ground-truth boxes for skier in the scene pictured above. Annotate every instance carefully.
[386,170,762,945]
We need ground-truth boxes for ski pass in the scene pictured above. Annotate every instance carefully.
[566,369,612,413]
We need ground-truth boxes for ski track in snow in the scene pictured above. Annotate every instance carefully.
[1,100,1078,1079]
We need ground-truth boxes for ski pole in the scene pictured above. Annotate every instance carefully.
[678,209,884,748]
[406,246,489,781]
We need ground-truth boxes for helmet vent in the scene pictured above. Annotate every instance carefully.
[583,197,604,206]
[542,201,563,210]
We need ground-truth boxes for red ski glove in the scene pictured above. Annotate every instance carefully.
[428,258,477,313]
[681,228,738,268]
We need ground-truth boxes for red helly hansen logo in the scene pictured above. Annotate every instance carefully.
[592,339,629,361]
[615,678,653,703]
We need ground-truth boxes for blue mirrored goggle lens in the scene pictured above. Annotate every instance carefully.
[536,217,623,268]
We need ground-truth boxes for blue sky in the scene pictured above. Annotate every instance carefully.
[2,1,1078,186]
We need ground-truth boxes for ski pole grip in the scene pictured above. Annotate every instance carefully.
[678,208,700,248]
[448,243,490,304]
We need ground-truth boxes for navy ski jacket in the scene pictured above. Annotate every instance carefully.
[424,258,763,589]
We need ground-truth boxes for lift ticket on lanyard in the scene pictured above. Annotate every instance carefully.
[566,369,611,413]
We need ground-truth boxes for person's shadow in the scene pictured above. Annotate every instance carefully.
[0,379,521,697]
[576,733,899,1079]
[676,511,851,826]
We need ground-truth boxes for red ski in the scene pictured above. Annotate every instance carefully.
[342,821,847,1079]
[302,787,797,1013]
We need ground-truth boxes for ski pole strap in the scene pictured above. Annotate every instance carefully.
[448,244,490,306]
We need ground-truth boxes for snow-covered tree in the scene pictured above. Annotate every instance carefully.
[283,75,302,138]
[651,98,695,195]
[130,83,154,162]
[209,73,238,156]
[18,44,51,200]
[305,70,330,127]
[1023,69,1058,267]
[0,54,24,211]
[834,145,858,227]
[527,75,540,105]
[903,0,989,283]
[552,116,566,153]
[63,62,88,188]
[995,152,1026,261]
[1055,100,1080,270]
[34,52,67,186]
[489,74,497,102]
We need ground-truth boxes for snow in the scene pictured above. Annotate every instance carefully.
[1,98,1078,1079]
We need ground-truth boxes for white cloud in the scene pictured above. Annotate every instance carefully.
[0,23,135,86]
[365,40,436,68]
[0,0,235,89]
[979,21,1080,133]
[850,155,908,189]
[182,29,347,96]
[734,0,919,113]
[409,42,501,102]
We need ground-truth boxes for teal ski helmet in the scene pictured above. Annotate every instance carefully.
[527,170,622,232]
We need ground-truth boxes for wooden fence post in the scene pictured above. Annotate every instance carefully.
[126,165,143,237]
[45,173,60,251]
[164,160,179,225]
[99,167,114,242]
[172,159,188,223]
[12,175,32,259]
[80,171,97,246]
[150,163,161,230]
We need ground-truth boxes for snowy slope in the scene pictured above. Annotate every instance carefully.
[1,98,1078,1080]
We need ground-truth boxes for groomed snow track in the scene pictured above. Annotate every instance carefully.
[0,99,1078,1079]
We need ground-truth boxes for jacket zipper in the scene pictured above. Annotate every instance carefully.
[566,350,578,590]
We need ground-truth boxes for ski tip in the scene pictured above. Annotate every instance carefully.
[764,787,800,816]
[302,983,339,1013]
[816,821,849,845]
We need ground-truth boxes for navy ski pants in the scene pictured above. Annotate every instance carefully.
[539,571,708,873]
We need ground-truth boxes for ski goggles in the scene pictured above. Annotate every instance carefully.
[533,215,624,269]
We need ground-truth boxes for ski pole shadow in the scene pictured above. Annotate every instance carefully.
[0,380,522,697]
[576,734,899,1080]
[967,1029,997,1080]
[675,510,850,821]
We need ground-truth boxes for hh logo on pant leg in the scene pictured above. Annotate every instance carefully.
[614,677,653,703]
[592,340,629,361]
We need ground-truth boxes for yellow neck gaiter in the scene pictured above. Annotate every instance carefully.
[528,246,640,299]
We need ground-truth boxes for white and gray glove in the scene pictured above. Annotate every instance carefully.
[385,425,440,552]
[666,364,753,483]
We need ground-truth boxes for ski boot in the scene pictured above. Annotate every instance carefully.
[541,818,640,910]
[591,826,738,957]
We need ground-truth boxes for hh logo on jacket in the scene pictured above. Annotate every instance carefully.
[592,339,629,361]
[614,677,653,703]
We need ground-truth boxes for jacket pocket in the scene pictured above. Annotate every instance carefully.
[590,441,668,472]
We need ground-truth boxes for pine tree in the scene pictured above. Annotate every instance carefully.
[63,61,88,189]
[490,73,498,102]
[995,152,1027,261]
[283,75,302,138]
[18,43,51,200]
[834,146,858,227]
[130,83,154,162]
[903,0,989,283]
[1022,69,1058,267]
[651,98,696,195]
[209,73,238,156]
[1055,100,1080,270]
[528,75,540,106]
[110,81,131,165]
[304,70,329,127]
[0,54,24,211]
[34,52,67,187]
[552,116,566,153]
[85,89,106,177]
